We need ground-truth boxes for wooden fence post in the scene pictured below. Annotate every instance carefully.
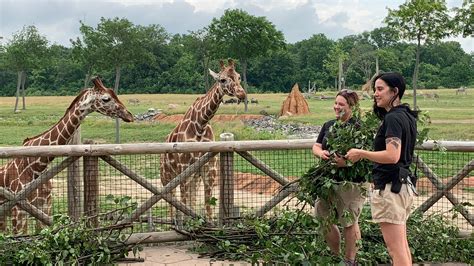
[219,133,237,225]
[67,127,82,220]
[83,139,99,227]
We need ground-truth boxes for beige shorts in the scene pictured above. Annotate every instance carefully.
[315,182,368,227]
[371,183,414,225]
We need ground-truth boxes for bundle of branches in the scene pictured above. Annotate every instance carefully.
[296,107,379,204]
[179,208,473,264]
[0,206,142,265]
[176,210,335,263]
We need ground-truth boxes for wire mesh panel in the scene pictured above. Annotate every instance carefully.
[413,150,473,231]
[0,141,472,235]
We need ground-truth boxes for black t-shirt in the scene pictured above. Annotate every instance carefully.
[372,105,417,187]
[316,118,364,182]
[316,118,358,149]
[316,119,336,150]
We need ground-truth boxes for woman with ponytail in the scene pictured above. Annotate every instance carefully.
[346,72,418,266]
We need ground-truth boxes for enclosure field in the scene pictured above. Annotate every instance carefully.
[0,88,473,146]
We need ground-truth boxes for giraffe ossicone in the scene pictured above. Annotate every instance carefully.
[160,59,246,221]
[0,77,133,234]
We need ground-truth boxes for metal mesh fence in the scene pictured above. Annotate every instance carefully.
[0,145,472,235]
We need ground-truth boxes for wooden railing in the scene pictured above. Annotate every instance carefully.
[0,140,472,233]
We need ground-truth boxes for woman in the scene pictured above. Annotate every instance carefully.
[312,89,366,265]
[346,72,418,266]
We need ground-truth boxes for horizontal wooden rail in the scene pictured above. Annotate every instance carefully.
[0,140,473,158]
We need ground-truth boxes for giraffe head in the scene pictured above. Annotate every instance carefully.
[79,77,134,122]
[209,59,246,100]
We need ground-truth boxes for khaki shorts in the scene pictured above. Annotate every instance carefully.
[371,183,414,225]
[315,182,368,227]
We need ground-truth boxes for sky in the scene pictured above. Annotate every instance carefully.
[0,0,472,53]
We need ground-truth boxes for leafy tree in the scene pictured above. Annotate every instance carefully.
[290,34,334,91]
[323,43,349,90]
[208,9,285,110]
[347,42,377,86]
[385,0,452,109]
[77,17,155,142]
[248,49,297,93]
[71,21,104,88]
[4,25,48,112]
[183,29,214,91]
[452,0,473,37]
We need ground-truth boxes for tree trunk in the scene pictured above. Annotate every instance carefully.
[21,71,26,110]
[338,57,343,91]
[203,57,210,91]
[114,65,121,144]
[83,66,93,89]
[13,70,22,113]
[241,58,249,112]
[412,37,421,110]
[376,56,379,74]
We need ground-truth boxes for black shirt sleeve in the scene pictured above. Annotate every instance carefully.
[316,122,329,144]
[384,113,403,140]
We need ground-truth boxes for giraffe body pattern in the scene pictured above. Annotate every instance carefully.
[0,78,133,234]
[160,59,246,220]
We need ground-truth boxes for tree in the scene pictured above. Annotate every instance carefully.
[208,9,285,110]
[364,27,400,75]
[71,22,103,89]
[76,17,155,143]
[290,34,334,90]
[452,0,473,38]
[385,0,452,109]
[184,29,214,91]
[323,43,349,90]
[4,25,48,112]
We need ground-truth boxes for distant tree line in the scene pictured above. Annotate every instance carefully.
[0,1,472,104]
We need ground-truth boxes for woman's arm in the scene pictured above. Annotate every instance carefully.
[312,143,330,160]
[345,137,401,164]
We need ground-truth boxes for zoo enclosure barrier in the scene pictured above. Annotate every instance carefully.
[0,139,472,238]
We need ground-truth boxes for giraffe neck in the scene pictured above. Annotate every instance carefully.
[24,101,88,147]
[182,83,223,133]
[14,93,92,180]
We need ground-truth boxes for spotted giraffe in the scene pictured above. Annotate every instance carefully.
[0,77,134,234]
[160,59,246,220]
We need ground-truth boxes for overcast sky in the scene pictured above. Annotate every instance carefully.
[0,0,472,53]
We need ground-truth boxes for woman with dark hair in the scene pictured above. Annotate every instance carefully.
[346,72,418,265]
[312,89,367,265]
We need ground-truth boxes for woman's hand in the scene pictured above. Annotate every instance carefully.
[319,150,330,160]
[345,148,364,163]
[333,154,346,167]
[313,143,330,160]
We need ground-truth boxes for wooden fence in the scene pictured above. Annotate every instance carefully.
[0,139,472,239]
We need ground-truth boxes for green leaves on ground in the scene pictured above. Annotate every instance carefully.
[185,208,473,264]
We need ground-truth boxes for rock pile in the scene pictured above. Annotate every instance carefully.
[244,116,321,139]
[134,108,161,121]
[279,83,310,117]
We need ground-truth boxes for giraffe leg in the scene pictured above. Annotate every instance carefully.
[203,159,218,220]
[35,181,52,232]
[189,175,199,216]
[12,206,28,235]
[0,198,7,231]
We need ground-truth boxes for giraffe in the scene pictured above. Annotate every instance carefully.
[160,59,246,221]
[0,77,134,234]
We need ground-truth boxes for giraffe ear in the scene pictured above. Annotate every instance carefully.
[209,69,219,80]
[228,59,235,68]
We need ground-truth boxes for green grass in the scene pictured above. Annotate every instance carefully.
[0,88,473,146]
